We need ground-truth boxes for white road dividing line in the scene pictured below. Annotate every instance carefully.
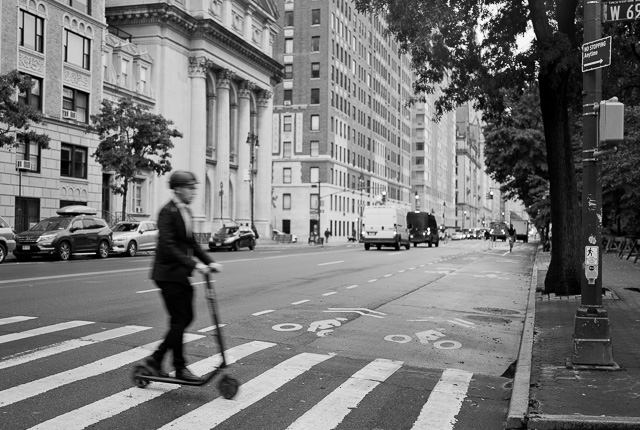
[0,321,94,345]
[158,352,333,430]
[367,279,377,283]
[0,316,37,326]
[318,261,344,266]
[27,341,276,430]
[322,292,337,296]
[292,300,310,305]
[197,324,226,333]
[252,310,275,316]
[286,358,403,430]
[0,326,150,370]
[0,268,148,285]
[345,285,359,289]
[135,288,160,294]
[411,368,473,430]
[0,334,203,408]
[384,274,393,278]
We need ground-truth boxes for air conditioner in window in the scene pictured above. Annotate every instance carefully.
[283,101,291,106]
[134,206,143,214]
[16,160,33,171]
[62,109,77,120]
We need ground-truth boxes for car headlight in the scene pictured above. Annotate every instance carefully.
[37,234,57,243]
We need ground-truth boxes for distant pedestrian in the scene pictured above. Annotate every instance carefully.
[324,228,331,243]
[508,223,516,252]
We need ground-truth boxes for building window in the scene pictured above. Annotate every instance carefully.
[283,194,291,210]
[310,88,320,105]
[310,194,319,210]
[139,66,148,92]
[310,141,319,157]
[283,89,292,104]
[62,86,89,123]
[131,180,143,212]
[283,142,292,158]
[311,36,320,52]
[311,9,321,25]
[283,115,293,132]
[283,168,292,184]
[63,0,91,15]
[311,62,320,78]
[310,114,319,131]
[19,10,44,53]
[284,11,294,27]
[284,64,293,79]
[61,144,88,179]
[120,58,130,86]
[64,29,91,70]
[18,74,42,112]
[285,38,294,54]
[18,141,41,173]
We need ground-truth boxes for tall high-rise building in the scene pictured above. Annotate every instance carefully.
[271,0,414,241]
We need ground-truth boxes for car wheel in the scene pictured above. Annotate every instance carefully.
[0,244,6,264]
[364,243,370,250]
[97,240,110,259]
[249,239,255,251]
[232,241,238,251]
[126,241,137,257]
[57,241,71,261]
[435,240,439,248]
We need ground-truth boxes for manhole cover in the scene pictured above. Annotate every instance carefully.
[466,315,512,324]
[473,307,520,315]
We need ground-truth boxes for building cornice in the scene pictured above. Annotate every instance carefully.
[105,3,283,85]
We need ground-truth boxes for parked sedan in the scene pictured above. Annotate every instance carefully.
[111,221,158,257]
[451,231,466,240]
[272,229,298,243]
[209,225,256,251]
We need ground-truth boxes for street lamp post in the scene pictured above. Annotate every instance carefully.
[219,181,224,223]
[246,132,259,232]
[358,174,365,241]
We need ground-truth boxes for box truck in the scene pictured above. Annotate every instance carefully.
[511,220,529,242]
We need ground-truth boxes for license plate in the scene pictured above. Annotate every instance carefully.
[22,245,30,251]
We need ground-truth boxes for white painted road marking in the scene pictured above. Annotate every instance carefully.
[346,285,359,289]
[323,308,386,318]
[0,268,148,285]
[0,316,37,325]
[0,320,94,345]
[0,326,150,370]
[411,368,473,430]
[318,260,344,266]
[0,334,204,408]
[252,310,276,316]
[286,358,403,430]
[292,300,310,305]
[197,324,226,333]
[136,288,160,294]
[157,353,333,429]
[28,341,275,430]
[322,292,337,296]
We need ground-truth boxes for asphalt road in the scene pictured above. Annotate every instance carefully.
[0,239,536,429]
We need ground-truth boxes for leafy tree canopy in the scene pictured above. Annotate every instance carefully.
[0,70,50,150]
[89,98,182,220]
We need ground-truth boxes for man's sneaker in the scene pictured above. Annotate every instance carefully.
[145,357,168,377]
[175,367,204,383]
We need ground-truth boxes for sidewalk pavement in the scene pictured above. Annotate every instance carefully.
[508,247,640,429]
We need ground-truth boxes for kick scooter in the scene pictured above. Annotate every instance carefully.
[131,273,239,399]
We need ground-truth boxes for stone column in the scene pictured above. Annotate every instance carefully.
[215,69,233,227]
[236,81,254,226]
[255,90,273,238]
[188,56,209,232]
[243,6,254,43]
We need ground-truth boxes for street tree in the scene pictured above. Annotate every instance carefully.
[89,98,182,221]
[0,70,50,150]
[354,0,589,294]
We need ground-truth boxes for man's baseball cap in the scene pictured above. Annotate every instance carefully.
[169,170,198,189]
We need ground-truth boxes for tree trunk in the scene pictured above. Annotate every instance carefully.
[121,181,128,222]
[538,73,582,295]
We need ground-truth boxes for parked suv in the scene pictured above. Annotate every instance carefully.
[0,215,17,264]
[13,206,113,261]
[209,225,255,251]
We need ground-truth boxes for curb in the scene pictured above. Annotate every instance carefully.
[527,415,640,430]
[505,247,539,429]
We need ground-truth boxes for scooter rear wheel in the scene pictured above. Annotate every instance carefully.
[218,375,239,399]
[132,364,152,388]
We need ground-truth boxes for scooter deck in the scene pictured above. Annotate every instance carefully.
[133,364,221,386]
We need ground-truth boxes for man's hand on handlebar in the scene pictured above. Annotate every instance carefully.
[195,262,223,274]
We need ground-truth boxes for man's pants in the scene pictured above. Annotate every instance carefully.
[153,281,194,370]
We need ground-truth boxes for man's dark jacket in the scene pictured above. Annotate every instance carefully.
[151,200,212,283]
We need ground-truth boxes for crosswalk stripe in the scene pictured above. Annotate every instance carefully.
[411,368,473,430]
[286,358,403,430]
[0,320,94,345]
[0,333,204,408]
[0,326,150,370]
[27,341,276,430]
[0,316,37,326]
[158,352,334,429]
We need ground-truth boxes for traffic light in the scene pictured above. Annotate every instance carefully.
[486,191,494,199]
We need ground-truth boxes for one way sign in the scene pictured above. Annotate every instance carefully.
[582,36,612,73]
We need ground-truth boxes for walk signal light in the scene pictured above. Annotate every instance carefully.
[486,191,493,200]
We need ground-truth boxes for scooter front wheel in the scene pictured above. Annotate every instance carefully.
[132,364,152,388]
[218,375,239,399]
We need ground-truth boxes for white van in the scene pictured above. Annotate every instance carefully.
[361,205,410,250]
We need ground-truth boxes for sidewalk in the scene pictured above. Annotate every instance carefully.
[508,248,640,429]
